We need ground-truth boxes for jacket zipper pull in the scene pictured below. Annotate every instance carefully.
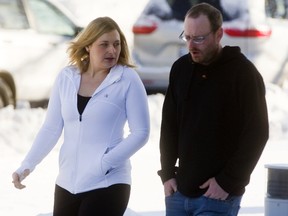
[79,114,82,122]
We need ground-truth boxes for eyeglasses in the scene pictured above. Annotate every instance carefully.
[179,31,212,44]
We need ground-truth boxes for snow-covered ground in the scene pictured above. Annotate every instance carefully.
[1,0,288,215]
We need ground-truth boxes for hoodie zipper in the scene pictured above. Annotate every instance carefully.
[77,94,91,122]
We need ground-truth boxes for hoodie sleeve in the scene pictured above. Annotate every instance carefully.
[215,58,269,194]
[101,69,150,169]
[157,62,180,184]
[16,70,64,174]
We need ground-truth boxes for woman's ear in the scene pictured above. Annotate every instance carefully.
[85,46,89,52]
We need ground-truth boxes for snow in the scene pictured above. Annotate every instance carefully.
[1,0,288,215]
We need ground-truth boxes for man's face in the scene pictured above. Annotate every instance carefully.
[183,14,222,65]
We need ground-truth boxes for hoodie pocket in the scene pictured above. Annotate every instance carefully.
[82,148,110,178]
[101,147,114,175]
[101,154,111,175]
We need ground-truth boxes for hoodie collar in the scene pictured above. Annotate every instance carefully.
[65,64,124,96]
[93,64,124,95]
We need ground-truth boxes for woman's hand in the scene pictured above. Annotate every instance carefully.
[12,169,30,189]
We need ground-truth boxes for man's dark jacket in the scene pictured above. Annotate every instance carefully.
[158,46,269,197]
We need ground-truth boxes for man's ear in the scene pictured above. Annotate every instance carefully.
[217,27,224,41]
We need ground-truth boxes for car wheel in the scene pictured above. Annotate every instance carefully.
[0,70,16,108]
[0,82,9,108]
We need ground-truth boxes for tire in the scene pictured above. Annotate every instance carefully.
[0,70,16,108]
[0,81,9,108]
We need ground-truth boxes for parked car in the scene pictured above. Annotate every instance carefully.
[132,0,288,92]
[0,0,83,108]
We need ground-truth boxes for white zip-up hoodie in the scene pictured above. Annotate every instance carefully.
[17,64,150,194]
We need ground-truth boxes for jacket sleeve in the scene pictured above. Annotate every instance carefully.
[158,64,179,184]
[101,69,150,168]
[16,71,64,174]
[215,61,269,194]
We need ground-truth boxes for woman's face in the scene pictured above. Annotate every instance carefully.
[87,29,121,71]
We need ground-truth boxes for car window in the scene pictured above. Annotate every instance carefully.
[166,0,233,21]
[266,0,288,19]
[0,0,29,29]
[27,0,76,36]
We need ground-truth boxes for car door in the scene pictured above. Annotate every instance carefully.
[0,0,81,101]
[256,0,288,83]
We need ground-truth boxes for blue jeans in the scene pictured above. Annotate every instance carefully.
[165,191,242,216]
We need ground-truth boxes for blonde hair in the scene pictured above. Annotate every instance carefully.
[67,17,134,73]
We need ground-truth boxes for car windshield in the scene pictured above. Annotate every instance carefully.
[167,0,233,21]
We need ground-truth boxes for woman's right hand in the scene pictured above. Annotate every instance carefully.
[12,169,30,189]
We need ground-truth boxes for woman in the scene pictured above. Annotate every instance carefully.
[12,17,150,216]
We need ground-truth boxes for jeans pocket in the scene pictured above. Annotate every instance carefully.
[201,195,242,216]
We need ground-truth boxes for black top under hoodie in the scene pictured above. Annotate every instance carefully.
[158,46,269,197]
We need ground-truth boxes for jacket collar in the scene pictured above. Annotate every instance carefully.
[95,64,123,94]
[64,64,124,96]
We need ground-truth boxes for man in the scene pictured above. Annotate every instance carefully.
[158,3,269,216]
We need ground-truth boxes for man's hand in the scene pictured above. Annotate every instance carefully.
[163,178,177,197]
[200,177,229,200]
[12,169,30,189]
